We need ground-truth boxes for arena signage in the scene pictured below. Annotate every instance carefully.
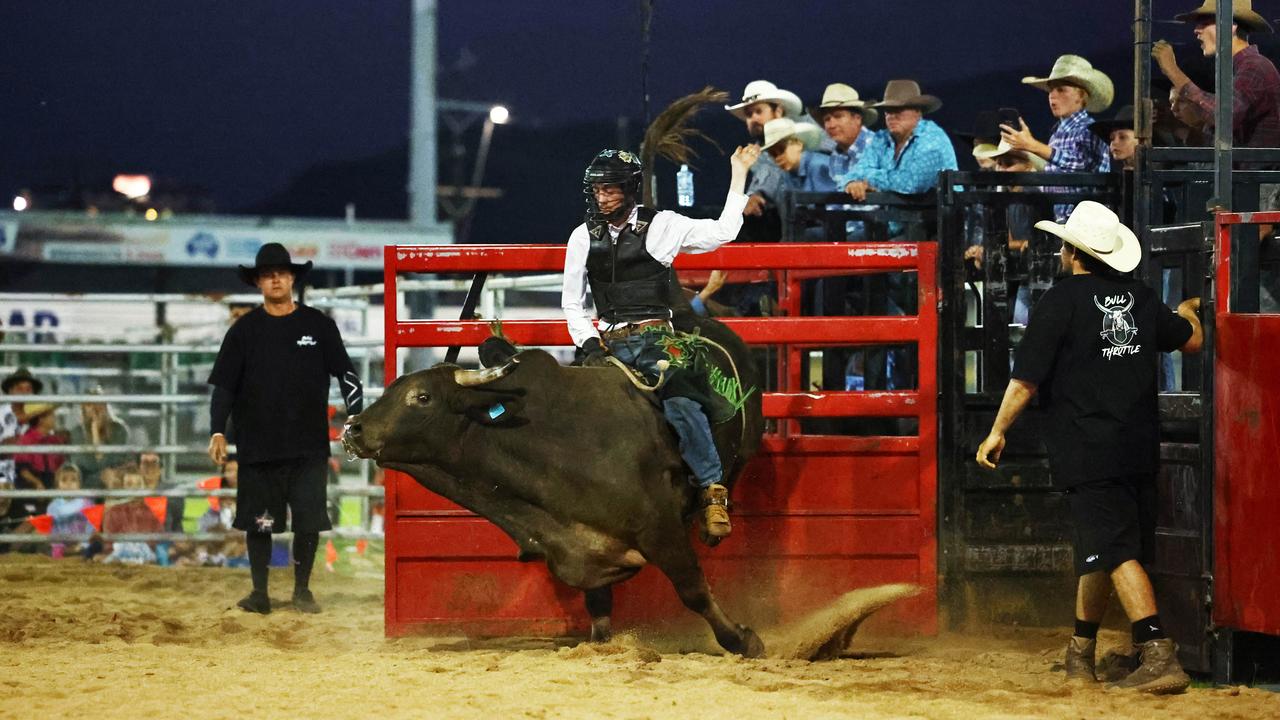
[2,217,450,268]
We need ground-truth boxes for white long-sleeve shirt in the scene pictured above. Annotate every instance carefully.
[561,191,748,347]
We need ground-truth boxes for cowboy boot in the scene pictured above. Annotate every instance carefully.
[1063,636,1098,683]
[700,483,732,544]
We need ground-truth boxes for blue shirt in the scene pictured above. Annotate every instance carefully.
[811,128,876,191]
[746,153,790,205]
[838,118,958,195]
[1046,110,1111,221]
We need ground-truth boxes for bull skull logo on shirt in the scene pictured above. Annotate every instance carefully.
[1094,293,1137,347]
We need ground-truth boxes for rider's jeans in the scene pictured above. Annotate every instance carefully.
[607,330,723,488]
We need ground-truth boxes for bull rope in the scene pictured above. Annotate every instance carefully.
[604,334,751,472]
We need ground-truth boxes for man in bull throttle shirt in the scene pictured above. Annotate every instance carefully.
[976,202,1204,694]
[207,243,363,615]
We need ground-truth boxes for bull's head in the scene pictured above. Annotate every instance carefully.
[342,356,527,465]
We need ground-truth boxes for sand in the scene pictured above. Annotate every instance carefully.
[1,554,1277,720]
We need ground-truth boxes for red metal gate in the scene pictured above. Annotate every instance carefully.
[381,242,938,637]
[1213,212,1280,636]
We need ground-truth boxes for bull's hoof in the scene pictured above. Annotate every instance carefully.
[735,625,765,658]
[589,617,613,643]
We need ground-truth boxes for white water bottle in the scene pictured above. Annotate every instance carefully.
[676,164,694,207]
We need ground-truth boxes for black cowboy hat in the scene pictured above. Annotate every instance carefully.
[952,110,1002,145]
[1089,105,1136,141]
[2,367,43,394]
[237,242,313,287]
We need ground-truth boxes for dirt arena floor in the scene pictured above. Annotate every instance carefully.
[2,554,1277,720]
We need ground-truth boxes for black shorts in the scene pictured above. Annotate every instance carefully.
[233,457,332,534]
[1066,473,1157,576]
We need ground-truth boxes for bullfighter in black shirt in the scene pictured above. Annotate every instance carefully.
[976,202,1203,694]
[208,243,363,615]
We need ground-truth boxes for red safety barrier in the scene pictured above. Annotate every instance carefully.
[1213,212,1280,636]
[382,242,938,638]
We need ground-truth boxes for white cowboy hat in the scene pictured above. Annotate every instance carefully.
[1034,201,1141,273]
[808,83,879,126]
[1021,55,1115,113]
[973,140,1047,170]
[725,80,804,119]
[760,118,822,151]
[1175,0,1273,33]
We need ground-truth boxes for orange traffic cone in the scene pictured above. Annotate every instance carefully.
[355,539,367,556]
[324,539,338,572]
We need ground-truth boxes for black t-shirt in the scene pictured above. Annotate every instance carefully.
[1011,273,1193,487]
[208,305,354,465]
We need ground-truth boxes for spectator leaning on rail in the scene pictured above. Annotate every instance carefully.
[840,79,958,202]
[563,145,758,542]
[207,242,364,615]
[808,83,879,190]
[976,201,1204,694]
[1001,54,1113,222]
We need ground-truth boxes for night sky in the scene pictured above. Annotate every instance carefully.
[0,1,1217,216]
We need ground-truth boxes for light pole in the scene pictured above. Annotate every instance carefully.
[440,103,509,244]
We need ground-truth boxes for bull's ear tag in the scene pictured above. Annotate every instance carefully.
[487,403,506,419]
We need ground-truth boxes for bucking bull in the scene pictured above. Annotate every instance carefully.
[343,308,767,656]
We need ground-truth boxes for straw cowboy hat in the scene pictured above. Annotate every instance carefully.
[871,80,942,114]
[725,80,804,119]
[808,83,879,126]
[22,402,56,419]
[1089,105,1136,141]
[238,242,313,287]
[1034,201,1142,273]
[760,118,823,151]
[1022,55,1115,113]
[1,367,42,394]
[1175,0,1273,33]
[972,140,1047,170]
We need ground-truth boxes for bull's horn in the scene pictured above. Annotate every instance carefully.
[454,358,517,387]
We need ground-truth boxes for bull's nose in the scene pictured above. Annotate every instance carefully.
[345,420,362,438]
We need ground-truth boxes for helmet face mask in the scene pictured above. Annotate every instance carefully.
[584,149,643,224]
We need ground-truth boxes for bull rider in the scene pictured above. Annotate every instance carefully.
[561,144,758,542]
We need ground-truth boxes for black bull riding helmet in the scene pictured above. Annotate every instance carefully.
[583,149,643,224]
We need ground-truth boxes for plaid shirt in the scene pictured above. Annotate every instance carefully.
[1180,44,1280,149]
[812,127,876,190]
[1046,110,1111,221]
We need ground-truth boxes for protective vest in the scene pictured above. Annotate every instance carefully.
[585,206,671,324]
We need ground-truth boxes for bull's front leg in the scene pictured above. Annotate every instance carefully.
[583,586,613,642]
[642,531,764,658]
